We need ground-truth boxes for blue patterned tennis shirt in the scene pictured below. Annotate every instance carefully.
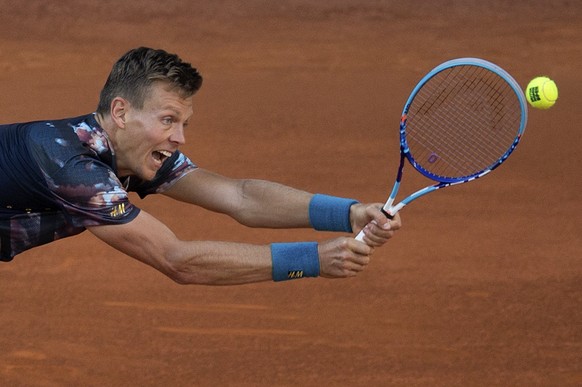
[0,113,196,261]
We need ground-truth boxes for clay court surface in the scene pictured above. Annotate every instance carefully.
[0,1,581,386]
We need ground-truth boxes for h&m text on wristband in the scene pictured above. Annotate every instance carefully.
[271,242,319,282]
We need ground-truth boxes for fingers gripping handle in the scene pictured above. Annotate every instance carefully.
[354,208,394,241]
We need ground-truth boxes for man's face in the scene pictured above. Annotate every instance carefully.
[114,82,194,180]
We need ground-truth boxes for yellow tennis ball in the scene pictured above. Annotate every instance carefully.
[525,76,558,109]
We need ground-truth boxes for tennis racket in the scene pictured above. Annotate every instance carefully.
[356,58,528,241]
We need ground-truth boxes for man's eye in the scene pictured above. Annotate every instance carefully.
[162,117,173,125]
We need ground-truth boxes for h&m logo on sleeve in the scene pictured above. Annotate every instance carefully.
[110,203,127,218]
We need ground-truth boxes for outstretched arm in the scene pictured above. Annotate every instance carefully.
[88,210,374,285]
[163,168,401,242]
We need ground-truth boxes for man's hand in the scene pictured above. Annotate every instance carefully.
[350,203,402,247]
[317,237,373,278]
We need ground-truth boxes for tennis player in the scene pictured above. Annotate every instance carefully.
[0,47,401,285]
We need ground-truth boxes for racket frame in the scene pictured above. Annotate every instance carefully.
[366,58,528,235]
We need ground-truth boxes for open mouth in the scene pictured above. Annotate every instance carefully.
[152,150,173,165]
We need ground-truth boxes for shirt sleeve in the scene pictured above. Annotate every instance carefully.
[28,129,140,228]
[47,157,140,228]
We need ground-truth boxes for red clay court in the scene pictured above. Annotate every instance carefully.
[0,1,580,386]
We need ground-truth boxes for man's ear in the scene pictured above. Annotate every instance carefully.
[111,97,128,128]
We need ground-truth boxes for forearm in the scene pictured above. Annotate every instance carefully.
[90,212,273,285]
[170,240,321,285]
[231,179,312,228]
[167,240,273,285]
[164,170,312,228]
[165,169,358,231]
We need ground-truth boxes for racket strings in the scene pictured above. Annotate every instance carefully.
[413,71,516,173]
[406,65,522,179]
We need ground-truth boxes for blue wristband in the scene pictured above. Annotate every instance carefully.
[271,242,320,282]
[309,194,358,232]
